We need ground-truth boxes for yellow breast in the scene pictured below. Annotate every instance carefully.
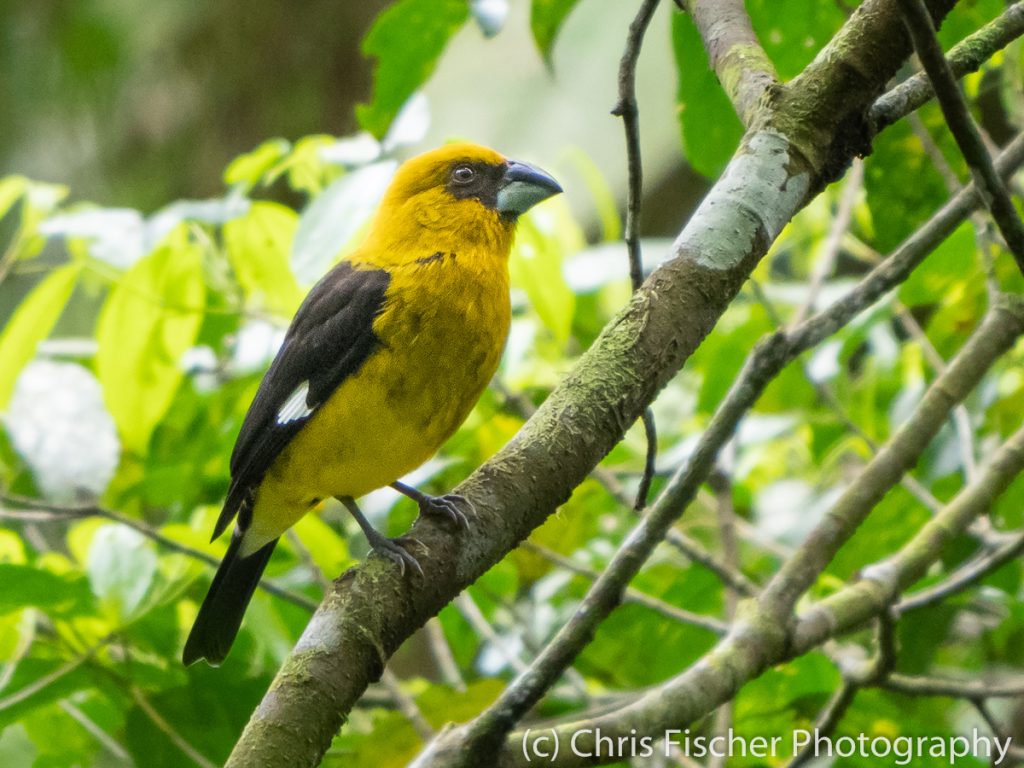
[246,250,510,547]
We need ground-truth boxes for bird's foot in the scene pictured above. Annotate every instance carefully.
[364,529,426,578]
[416,493,474,529]
[391,481,474,529]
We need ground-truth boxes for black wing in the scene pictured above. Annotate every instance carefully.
[212,261,390,540]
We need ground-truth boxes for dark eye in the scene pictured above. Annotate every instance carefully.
[451,164,476,185]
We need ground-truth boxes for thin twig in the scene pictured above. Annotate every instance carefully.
[453,593,529,675]
[611,0,661,512]
[0,493,317,612]
[792,158,864,326]
[381,668,435,741]
[883,673,1024,698]
[896,0,1024,272]
[786,683,858,768]
[870,3,1024,131]
[59,699,132,761]
[707,462,738,768]
[424,618,465,692]
[523,542,728,633]
[682,0,779,125]
[896,531,1024,613]
[130,686,217,768]
[0,644,99,712]
[664,529,759,597]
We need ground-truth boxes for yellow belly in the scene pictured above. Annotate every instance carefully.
[242,257,509,553]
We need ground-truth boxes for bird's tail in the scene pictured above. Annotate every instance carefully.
[182,532,277,666]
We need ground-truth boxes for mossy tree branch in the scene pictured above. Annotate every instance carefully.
[225,2,1011,766]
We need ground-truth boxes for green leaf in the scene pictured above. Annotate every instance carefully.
[0,176,28,222]
[0,263,81,409]
[356,0,469,138]
[530,0,580,62]
[864,115,957,253]
[291,513,354,580]
[224,201,304,317]
[291,160,397,285]
[223,139,291,189]
[747,0,846,80]
[671,11,744,178]
[509,199,581,346]
[86,524,158,623]
[95,226,206,454]
[0,564,93,615]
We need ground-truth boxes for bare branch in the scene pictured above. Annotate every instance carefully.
[0,493,317,613]
[522,541,728,633]
[896,531,1024,614]
[792,159,864,327]
[664,529,759,597]
[786,683,858,768]
[425,618,465,692]
[381,668,435,741]
[682,0,779,125]
[793,416,1024,655]
[883,673,1024,699]
[130,686,218,768]
[871,3,1024,131]
[610,0,661,511]
[762,298,1024,618]
[896,0,1024,271]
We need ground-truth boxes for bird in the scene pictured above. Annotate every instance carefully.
[183,142,562,666]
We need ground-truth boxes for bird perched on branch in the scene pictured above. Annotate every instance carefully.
[183,143,562,666]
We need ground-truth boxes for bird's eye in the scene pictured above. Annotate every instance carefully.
[451,165,476,185]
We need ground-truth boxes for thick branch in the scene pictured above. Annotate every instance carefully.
[683,0,779,126]
[516,409,1024,768]
[759,299,1024,618]
[417,118,1024,768]
[228,3,967,765]
[791,416,1024,653]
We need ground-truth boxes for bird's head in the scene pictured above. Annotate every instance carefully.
[366,143,562,256]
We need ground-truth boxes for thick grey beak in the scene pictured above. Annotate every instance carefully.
[496,160,563,217]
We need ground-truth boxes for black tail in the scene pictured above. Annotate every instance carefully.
[182,533,278,666]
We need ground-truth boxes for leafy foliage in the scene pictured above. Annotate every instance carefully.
[356,0,469,139]
[1,1,1024,767]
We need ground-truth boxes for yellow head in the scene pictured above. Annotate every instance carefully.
[361,142,562,261]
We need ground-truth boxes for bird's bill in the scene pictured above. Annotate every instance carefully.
[496,160,563,216]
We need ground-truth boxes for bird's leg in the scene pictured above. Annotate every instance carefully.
[390,481,473,529]
[337,496,425,577]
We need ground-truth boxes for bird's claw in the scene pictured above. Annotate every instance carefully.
[368,533,426,578]
[417,493,474,529]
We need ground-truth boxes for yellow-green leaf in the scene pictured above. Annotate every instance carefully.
[510,199,580,345]
[96,227,206,454]
[0,175,28,222]
[0,263,81,409]
[224,201,304,317]
[224,138,291,189]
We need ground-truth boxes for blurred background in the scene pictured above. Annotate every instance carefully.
[0,0,698,227]
[2,0,1024,766]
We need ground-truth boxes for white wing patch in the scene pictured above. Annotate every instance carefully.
[276,381,314,425]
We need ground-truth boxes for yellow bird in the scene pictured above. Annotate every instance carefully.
[183,143,562,666]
